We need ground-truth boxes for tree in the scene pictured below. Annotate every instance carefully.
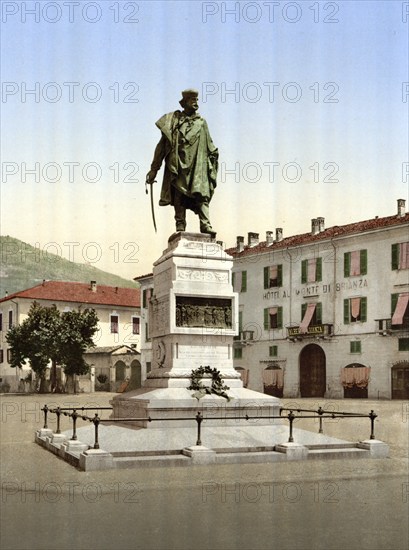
[6,302,99,393]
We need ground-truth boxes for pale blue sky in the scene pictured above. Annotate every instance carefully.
[1,0,408,278]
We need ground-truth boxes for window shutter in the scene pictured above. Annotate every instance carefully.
[344,299,350,324]
[277,306,283,328]
[232,272,235,291]
[264,308,269,330]
[344,252,350,277]
[142,290,147,308]
[316,257,322,282]
[391,244,399,270]
[264,267,269,289]
[391,293,399,317]
[360,297,367,322]
[316,302,322,324]
[277,264,283,287]
[242,271,247,292]
[360,249,367,275]
[301,303,307,321]
[238,311,243,333]
[301,260,307,283]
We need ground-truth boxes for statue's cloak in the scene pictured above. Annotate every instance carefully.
[151,111,218,210]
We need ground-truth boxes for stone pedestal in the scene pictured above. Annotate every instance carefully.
[111,232,281,426]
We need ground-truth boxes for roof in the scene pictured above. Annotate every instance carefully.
[84,345,140,355]
[225,213,409,259]
[0,280,140,308]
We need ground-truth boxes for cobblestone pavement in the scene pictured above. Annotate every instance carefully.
[1,393,408,550]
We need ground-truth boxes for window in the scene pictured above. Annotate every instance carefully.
[264,307,283,330]
[234,347,242,359]
[110,315,119,334]
[269,345,278,357]
[132,317,140,335]
[350,341,362,353]
[301,303,322,329]
[142,288,152,308]
[232,271,247,293]
[264,265,282,288]
[146,362,152,373]
[301,258,322,283]
[392,242,409,270]
[8,310,13,329]
[0,350,3,363]
[0,313,2,331]
[145,323,150,342]
[344,297,367,324]
[398,338,409,352]
[391,293,409,327]
[7,349,12,363]
[344,250,367,277]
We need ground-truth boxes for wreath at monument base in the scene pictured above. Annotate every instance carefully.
[188,365,231,401]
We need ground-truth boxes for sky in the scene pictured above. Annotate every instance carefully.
[1,0,408,282]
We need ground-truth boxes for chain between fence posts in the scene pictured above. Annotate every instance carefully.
[70,409,78,441]
[196,412,203,446]
[42,404,48,429]
[287,410,295,443]
[369,410,377,440]
[93,414,100,449]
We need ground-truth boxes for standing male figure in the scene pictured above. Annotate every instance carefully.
[146,89,219,236]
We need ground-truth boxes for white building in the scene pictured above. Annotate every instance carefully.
[227,199,409,400]
[0,280,141,392]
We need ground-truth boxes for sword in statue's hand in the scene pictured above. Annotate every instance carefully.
[145,177,157,233]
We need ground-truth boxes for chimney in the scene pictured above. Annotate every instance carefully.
[397,199,406,217]
[266,231,275,245]
[317,217,325,232]
[248,232,259,247]
[90,280,97,292]
[276,228,283,242]
[311,218,320,235]
[236,236,245,253]
[115,286,118,293]
[42,279,46,286]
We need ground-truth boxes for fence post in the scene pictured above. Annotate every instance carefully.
[317,406,324,434]
[42,404,48,429]
[369,410,377,440]
[55,407,61,434]
[196,411,203,446]
[287,410,295,443]
[93,414,100,449]
[70,409,78,441]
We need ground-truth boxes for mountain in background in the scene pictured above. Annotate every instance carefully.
[0,236,139,297]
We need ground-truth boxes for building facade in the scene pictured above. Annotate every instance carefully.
[228,200,409,400]
[0,280,141,392]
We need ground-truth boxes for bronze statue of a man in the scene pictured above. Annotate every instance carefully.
[146,89,219,236]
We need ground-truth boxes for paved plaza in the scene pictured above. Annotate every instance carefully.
[1,393,408,550]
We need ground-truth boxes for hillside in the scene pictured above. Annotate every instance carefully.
[0,236,139,296]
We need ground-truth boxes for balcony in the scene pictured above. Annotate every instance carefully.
[233,330,255,346]
[287,324,333,341]
[376,318,409,336]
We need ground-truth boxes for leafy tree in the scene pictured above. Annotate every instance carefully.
[6,302,99,393]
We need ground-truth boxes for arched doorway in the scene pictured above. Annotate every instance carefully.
[341,364,369,398]
[392,362,409,399]
[127,360,142,391]
[263,365,284,398]
[299,344,326,397]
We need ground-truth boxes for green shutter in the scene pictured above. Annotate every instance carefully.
[316,257,322,282]
[344,299,350,324]
[238,311,243,333]
[301,303,307,321]
[301,260,307,283]
[360,249,367,275]
[398,338,409,351]
[232,272,235,290]
[391,244,399,270]
[391,293,399,317]
[242,271,247,292]
[143,290,147,308]
[264,308,269,330]
[277,264,283,287]
[264,267,269,289]
[360,297,367,322]
[277,306,283,328]
[344,252,350,277]
[269,345,278,357]
[316,302,322,324]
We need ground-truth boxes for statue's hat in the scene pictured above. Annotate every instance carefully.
[180,88,199,107]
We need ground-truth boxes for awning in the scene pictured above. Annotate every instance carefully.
[263,368,284,389]
[300,303,316,333]
[307,259,316,283]
[392,293,409,325]
[341,366,371,388]
[350,297,361,320]
[350,250,360,276]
